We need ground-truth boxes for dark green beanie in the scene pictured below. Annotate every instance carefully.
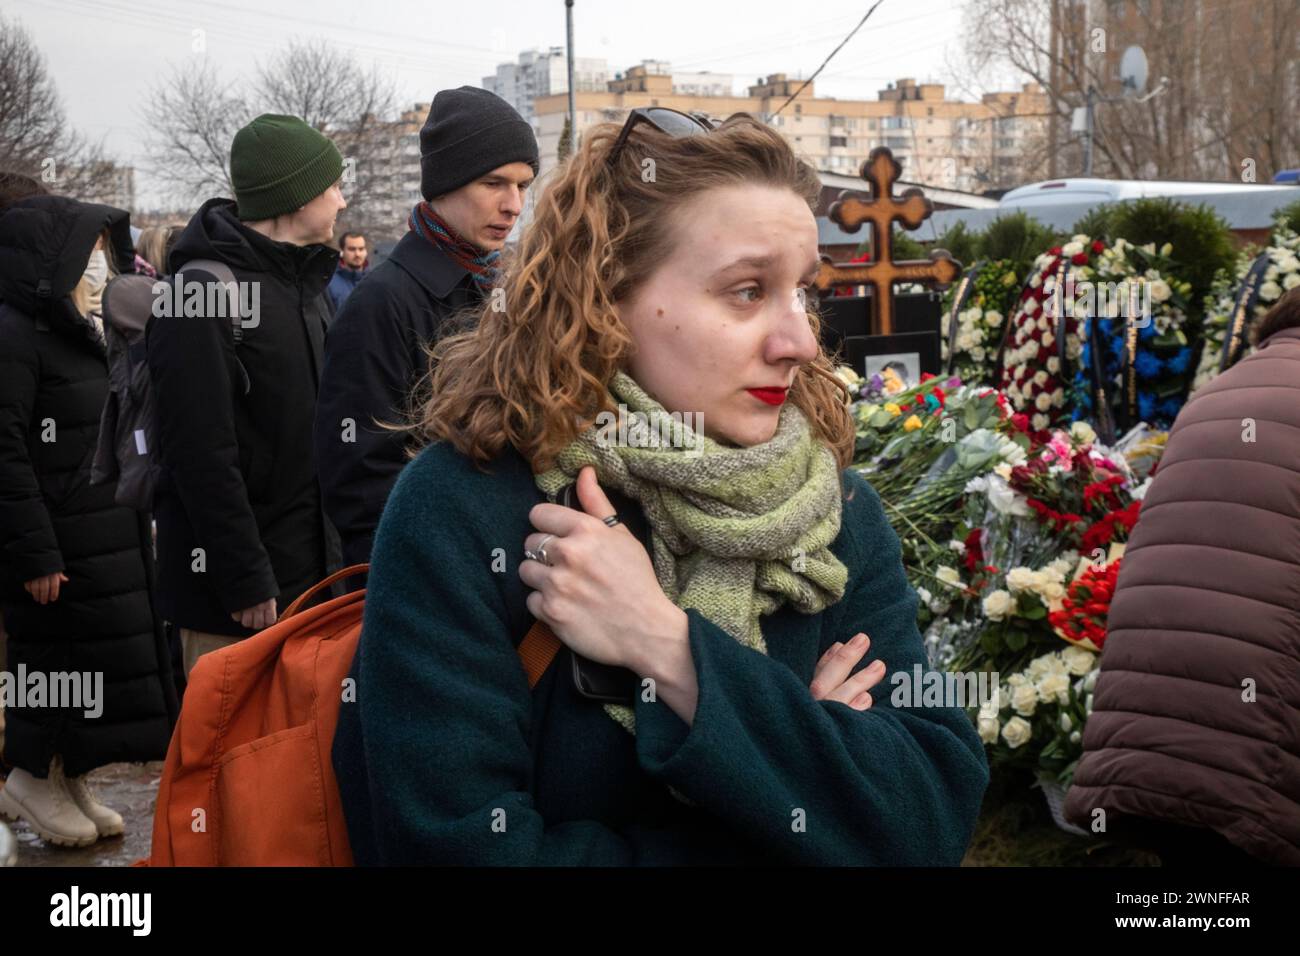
[230,114,345,221]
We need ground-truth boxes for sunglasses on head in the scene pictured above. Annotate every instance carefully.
[606,107,718,168]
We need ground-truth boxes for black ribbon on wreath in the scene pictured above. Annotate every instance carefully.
[1083,310,1118,446]
[1219,252,1273,374]
[944,260,984,376]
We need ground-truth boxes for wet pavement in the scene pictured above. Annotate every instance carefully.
[0,762,161,867]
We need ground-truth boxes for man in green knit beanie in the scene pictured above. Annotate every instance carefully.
[147,113,346,676]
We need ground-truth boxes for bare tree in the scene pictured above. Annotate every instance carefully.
[253,40,400,236]
[0,14,120,200]
[953,0,1300,182]
[141,60,246,207]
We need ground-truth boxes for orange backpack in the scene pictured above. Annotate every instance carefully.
[144,563,561,866]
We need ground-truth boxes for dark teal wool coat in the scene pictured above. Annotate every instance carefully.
[332,440,988,865]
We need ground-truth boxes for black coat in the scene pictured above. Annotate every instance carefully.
[314,232,483,567]
[0,196,178,777]
[147,198,339,636]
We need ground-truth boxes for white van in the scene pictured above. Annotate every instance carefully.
[998,177,1296,209]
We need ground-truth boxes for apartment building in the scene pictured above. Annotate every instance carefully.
[534,65,1048,195]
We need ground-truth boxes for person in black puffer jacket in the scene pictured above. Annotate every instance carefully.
[147,115,345,674]
[0,195,178,848]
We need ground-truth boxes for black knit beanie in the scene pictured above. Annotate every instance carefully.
[419,87,539,201]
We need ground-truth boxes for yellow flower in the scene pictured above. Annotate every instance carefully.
[903,414,923,432]
[884,402,902,416]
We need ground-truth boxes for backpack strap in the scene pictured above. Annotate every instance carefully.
[180,258,243,344]
[278,561,563,690]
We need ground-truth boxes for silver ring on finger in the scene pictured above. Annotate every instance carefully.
[535,533,556,567]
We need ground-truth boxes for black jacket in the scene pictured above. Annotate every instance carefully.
[147,198,339,635]
[0,196,178,776]
[314,231,483,567]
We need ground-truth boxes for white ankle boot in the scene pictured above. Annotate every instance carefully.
[58,763,124,839]
[0,758,98,847]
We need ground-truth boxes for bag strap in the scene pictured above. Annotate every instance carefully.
[277,562,563,691]
[179,258,243,344]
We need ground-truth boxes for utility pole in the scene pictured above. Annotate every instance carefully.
[566,0,577,157]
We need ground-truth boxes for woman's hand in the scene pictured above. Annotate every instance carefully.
[24,571,68,605]
[520,466,687,672]
[810,632,887,710]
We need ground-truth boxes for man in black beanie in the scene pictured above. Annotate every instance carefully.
[314,87,538,569]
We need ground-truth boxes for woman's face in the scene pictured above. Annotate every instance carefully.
[618,184,822,448]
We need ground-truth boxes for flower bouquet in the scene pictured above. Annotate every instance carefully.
[1192,218,1300,391]
[1070,238,1197,431]
[940,259,1021,386]
[999,236,1107,433]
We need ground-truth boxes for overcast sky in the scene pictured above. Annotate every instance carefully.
[7,0,998,208]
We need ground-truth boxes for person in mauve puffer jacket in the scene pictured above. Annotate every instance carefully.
[1064,286,1300,866]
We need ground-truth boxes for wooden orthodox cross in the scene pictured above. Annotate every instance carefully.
[814,146,961,335]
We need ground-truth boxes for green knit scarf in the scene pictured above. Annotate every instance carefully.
[533,370,849,738]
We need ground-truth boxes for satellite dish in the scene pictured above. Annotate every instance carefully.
[1120,46,1149,96]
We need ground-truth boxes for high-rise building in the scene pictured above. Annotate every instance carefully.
[483,47,611,127]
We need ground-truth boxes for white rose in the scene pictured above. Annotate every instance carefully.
[985,475,1031,516]
[993,461,1013,479]
[1149,279,1171,303]
[1062,645,1097,676]
[1052,387,1065,404]
[1070,420,1096,444]
[1042,330,1055,348]
[971,345,986,361]
[1038,672,1070,705]
[1062,241,1084,257]
[985,310,1003,327]
[982,588,1014,621]
[1024,297,1039,315]
[1032,412,1050,431]
[1006,567,1036,593]
[1039,580,1066,602]
[935,566,962,589]
[1284,272,1300,290]
[1260,280,1283,301]
[1033,370,1049,386]
[1035,392,1053,412]
[916,585,933,605]
[978,716,1000,745]
[1011,683,1039,716]
[1046,356,1060,373]
[1027,653,1057,682]
[948,539,966,554]
[1002,716,1033,748]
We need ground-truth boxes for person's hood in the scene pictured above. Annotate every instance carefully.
[0,195,133,317]
[169,198,338,294]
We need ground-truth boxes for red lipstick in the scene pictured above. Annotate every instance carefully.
[747,387,788,406]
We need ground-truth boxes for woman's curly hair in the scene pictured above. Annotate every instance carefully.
[405,111,854,474]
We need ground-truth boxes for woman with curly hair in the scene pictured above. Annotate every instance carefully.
[331,110,988,865]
